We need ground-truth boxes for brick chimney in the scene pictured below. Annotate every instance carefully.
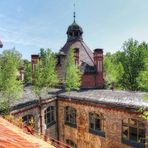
[74,48,79,65]
[31,55,39,82]
[94,49,104,88]
[19,66,24,81]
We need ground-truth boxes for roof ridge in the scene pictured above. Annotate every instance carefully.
[80,41,95,65]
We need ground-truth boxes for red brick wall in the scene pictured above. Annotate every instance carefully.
[96,73,104,88]
[81,74,96,88]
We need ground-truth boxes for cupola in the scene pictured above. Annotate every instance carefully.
[66,12,83,41]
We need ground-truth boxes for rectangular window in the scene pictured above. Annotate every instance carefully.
[89,113,105,137]
[122,119,145,148]
[65,107,76,128]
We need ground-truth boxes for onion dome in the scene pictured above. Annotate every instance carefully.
[67,21,83,41]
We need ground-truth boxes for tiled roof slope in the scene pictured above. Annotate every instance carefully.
[60,40,94,66]
[0,117,55,148]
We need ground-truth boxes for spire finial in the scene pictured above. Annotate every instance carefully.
[73,0,76,22]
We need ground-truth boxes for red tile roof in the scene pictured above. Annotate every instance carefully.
[0,117,55,148]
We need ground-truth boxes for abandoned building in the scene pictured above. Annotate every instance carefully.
[11,87,148,148]
[31,15,104,89]
[10,17,148,148]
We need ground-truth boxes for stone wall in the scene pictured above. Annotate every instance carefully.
[58,99,147,148]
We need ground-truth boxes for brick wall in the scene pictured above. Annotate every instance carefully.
[81,74,96,88]
[58,99,147,148]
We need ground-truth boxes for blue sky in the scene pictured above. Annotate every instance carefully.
[0,0,148,60]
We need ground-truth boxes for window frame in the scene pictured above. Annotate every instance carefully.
[89,112,105,137]
[122,118,145,148]
[64,106,77,128]
[44,106,56,128]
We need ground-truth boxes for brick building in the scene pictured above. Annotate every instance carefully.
[57,18,104,89]
[4,18,148,148]
[11,88,148,148]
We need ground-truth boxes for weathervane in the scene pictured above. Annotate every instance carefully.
[73,0,76,22]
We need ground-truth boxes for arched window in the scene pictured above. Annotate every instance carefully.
[44,106,55,128]
[122,118,145,147]
[66,139,77,148]
[89,112,105,137]
[65,106,77,128]
[22,114,35,127]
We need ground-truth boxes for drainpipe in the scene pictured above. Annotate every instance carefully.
[56,99,59,140]
[39,96,43,135]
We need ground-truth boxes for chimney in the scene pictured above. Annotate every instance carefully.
[94,49,104,88]
[74,48,79,65]
[19,66,24,81]
[31,55,39,82]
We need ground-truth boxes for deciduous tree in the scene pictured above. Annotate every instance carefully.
[32,48,59,134]
[64,48,81,93]
[0,49,23,114]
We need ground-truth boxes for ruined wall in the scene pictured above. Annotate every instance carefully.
[58,99,147,148]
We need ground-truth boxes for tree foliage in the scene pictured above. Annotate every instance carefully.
[0,49,23,114]
[104,39,148,91]
[32,48,59,96]
[64,48,81,92]
[23,59,32,84]
[104,52,124,88]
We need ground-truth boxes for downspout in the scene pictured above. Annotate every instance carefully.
[39,96,43,135]
[56,98,59,140]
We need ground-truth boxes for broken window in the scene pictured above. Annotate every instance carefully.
[122,118,145,147]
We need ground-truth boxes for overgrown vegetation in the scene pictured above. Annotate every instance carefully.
[64,48,81,93]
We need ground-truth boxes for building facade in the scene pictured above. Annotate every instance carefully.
[11,88,148,148]
[57,19,104,89]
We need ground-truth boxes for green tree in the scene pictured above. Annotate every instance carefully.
[104,52,124,89]
[23,59,32,84]
[32,48,59,134]
[0,49,23,114]
[120,39,147,90]
[137,56,148,91]
[64,48,81,93]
